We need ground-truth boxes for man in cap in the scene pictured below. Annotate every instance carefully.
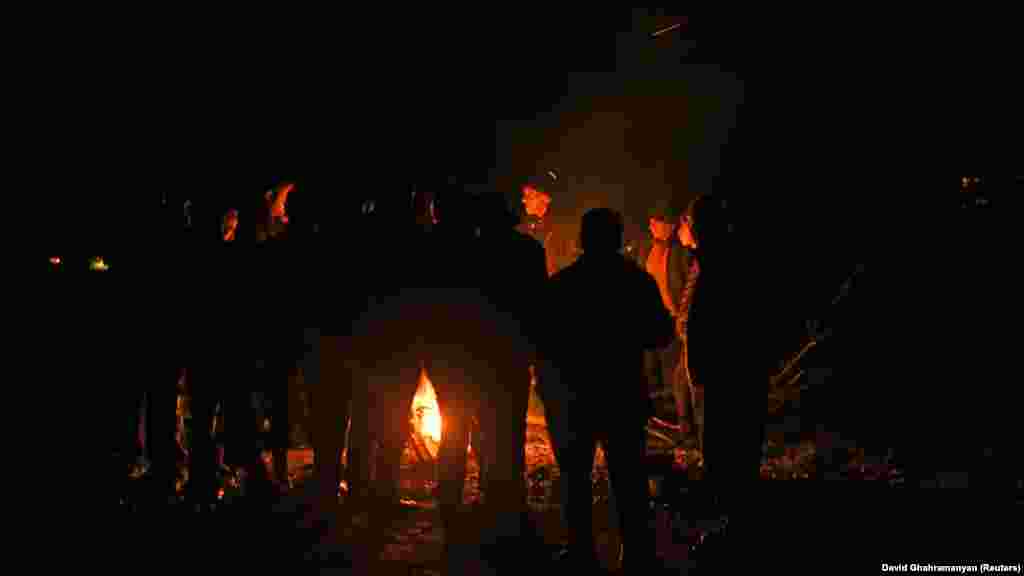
[635,199,697,442]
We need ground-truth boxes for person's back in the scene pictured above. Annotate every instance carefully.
[464,192,548,551]
[548,254,674,411]
[542,208,673,572]
[473,193,548,370]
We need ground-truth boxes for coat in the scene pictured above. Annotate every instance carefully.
[517,214,578,277]
[634,236,693,318]
[541,253,675,415]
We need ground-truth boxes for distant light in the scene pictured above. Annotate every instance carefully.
[50,257,61,265]
[89,257,109,271]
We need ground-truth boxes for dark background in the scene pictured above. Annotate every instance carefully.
[31,11,1020,295]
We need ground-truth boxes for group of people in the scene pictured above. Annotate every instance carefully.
[120,182,302,507]
[124,171,762,571]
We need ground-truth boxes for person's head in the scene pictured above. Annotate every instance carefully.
[648,217,675,241]
[648,199,683,241]
[412,186,438,227]
[580,208,624,255]
[677,212,696,248]
[270,182,295,219]
[521,171,559,218]
[475,190,520,230]
[361,190,416,227]
[432,181,476,231]
[222,208,239,241]
[686,194,731,253]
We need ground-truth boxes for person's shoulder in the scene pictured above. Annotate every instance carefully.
[622,256,657,284]
[549,261,573,281]
[618,253,646,272]
[551,258,585,281]
[510,229,545,253]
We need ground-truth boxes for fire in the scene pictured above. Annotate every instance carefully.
[411,368,442,445]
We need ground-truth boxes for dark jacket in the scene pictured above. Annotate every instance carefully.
[517,214,578,277]
[634,236,693,317]
[475,226,548,368]
[684,209,755,392]
[542,253,675,412]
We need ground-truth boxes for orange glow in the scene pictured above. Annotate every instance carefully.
[271,182,294,218]
[410,368,442,455]
[522,186,551,218]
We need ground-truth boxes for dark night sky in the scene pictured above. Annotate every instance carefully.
[38,11,1019,260]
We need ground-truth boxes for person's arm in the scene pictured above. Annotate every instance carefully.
[525,241,549,364]
[640,272,675,350]
[669,244,686,315]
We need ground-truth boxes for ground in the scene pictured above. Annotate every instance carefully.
[118,399,918,574]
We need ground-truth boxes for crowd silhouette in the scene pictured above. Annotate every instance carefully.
[111,175,763,572]
[110,174,1024,572]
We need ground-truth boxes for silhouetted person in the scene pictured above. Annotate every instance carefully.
[299,189,370,526]
[184,197,256,508]
[415,183,495,539]
[250,181,298,495]
[684,194,763,550]
[346,181,529,564]
[470,191,548,556]
[343,187,431,515]
[674,211,702,450]
[542,208,674,572]
[635,199,694,439]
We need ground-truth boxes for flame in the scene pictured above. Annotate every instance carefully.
[411,368,442,445]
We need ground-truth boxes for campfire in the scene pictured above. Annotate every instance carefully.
[409,368,442,459]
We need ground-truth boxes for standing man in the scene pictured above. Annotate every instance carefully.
[471,191,548,557]
[185,193,255,509]
[252,181,298,494]
[684,194,762,555]
[518,170,578,559]
[675,210,702,451]
[634,200,695,441]
[343,187,429,515]
[516,170,577,277]
[542,208,675,572]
